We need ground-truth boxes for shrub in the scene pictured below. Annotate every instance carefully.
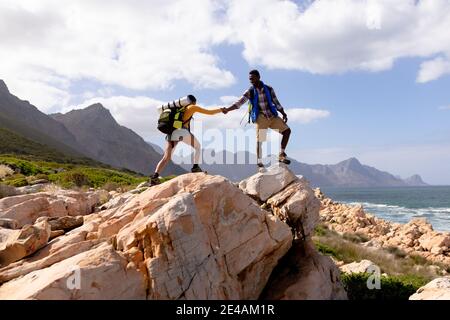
[314,241,339,258]
[0,183,17,198]
[64,171,90,187]
[34,173,49,181]
[314,224,328,237]
[102,182,120,192]
[341,273,428,300]
[385,246,408,259]
[0,158,42,176]
[5,177,28,187]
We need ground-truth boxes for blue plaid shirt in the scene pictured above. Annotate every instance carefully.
[230,85,284,119]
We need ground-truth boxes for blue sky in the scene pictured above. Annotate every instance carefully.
[148,48,450,185]
[1,0,450,184]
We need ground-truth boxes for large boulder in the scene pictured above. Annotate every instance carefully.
[0,190,103,228]
[409,277,450,300]
[240,165,320,238]
[261,240,347,300]
[239,164,298,202]
[114,174,293,299]
[340,260,378,274]
[0,243,147,300]
[36,216,84,231]
[0,173,293,300]
[266,177,320,238]
[419,233,450,254]
[0,220,51,267]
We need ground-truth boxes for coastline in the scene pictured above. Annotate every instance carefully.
[315,188,450,267]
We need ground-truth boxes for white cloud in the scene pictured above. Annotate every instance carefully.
[0,0,235,109]
[219,95,241,105]
[225,0,450,80]
[417,57,450,83]
[287,108,330,124]
[438,105,450,111]
[3,0,450,112]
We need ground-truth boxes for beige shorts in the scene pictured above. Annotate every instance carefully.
[256,115,289,141]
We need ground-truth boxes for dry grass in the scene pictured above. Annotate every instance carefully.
[42,183,62,193]
[0,164,14,179]
[313,223,446,280]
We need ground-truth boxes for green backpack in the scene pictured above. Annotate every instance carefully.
[157,96,195,134]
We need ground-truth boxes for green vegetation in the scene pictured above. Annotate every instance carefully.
[48,167,147,189]
[0,154,178,193]
[0,155,147,190]
[341,273,428,300]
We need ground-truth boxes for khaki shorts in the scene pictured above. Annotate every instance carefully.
[256,115,289,141]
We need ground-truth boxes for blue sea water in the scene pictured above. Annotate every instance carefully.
[321,186,450,232]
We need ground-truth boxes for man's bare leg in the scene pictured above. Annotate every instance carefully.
[183,134,203,172]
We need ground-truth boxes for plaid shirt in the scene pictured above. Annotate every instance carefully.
[230,85,284,119]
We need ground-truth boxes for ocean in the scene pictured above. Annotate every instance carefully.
[320,186,450,233]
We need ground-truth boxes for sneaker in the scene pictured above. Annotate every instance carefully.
[279,152,291,165]
[257,162,266,173]
[191,164,203,173]
[149,174,161,186]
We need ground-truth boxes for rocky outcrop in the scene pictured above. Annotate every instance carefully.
[0,220,51,266]
[240,165,321,238]
[0,243,147,300]
[316,189,450,266]
[0,172,295,299]
[0,190,106,228]
[261,240,347,300]
[409,277,450,300]
[36,216,84,232]
[240,165,346,300]
[0,167,347,300]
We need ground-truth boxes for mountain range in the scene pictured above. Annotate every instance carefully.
[0,79,428,187]
[169,149,428,187]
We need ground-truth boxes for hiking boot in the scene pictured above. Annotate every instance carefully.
[278,152,291,165]
[191,164,203,173]
[257,162,266,173]
[149,173,161,186]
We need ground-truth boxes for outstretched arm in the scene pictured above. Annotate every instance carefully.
[225,90,251,113]
[187,105,222,116]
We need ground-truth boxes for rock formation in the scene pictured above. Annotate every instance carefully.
[409,277,450,300]
[0,189,107,228]
[240,165,347,300]
[0,166,347,300]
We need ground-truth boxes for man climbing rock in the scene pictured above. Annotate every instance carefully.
[223,70,291,170]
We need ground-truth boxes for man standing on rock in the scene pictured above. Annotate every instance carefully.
[223,70,291,171]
